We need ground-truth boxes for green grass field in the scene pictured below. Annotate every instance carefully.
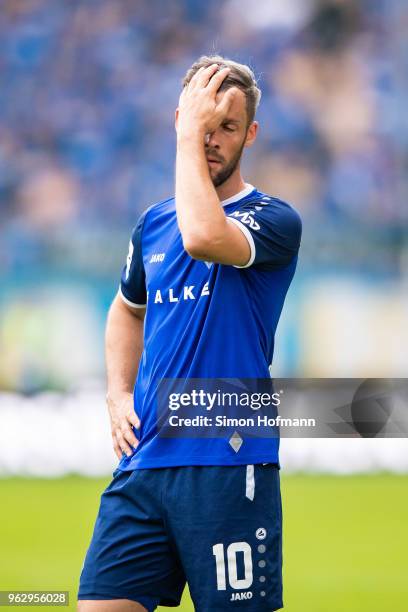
[0,474,407,611]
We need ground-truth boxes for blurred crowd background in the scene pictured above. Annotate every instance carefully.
[0,0,407,394]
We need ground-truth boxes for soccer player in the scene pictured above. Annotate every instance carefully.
[78,55,302,612]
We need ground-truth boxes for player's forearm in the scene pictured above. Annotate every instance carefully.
[105,296,144,398]
[176,134,227,254]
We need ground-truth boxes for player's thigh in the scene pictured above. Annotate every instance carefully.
[78,469,185,607]
[77,599,147,611]
[167,464,283,611]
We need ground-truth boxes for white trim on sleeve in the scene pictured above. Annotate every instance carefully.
[227,217,256,268]
[118,287,146,309]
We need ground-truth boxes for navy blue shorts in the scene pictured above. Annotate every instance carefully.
[78,464,283,611]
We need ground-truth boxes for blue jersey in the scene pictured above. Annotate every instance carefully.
[118,183,301,469]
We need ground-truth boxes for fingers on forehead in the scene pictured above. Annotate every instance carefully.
[191,65,210,80]
[207,66,230,90]
[193,66,205,76]
[193,63,221,82]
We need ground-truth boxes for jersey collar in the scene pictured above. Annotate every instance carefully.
[221,183,255,207]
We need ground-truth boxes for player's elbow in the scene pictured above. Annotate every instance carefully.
[183,238,210,260]
[182,232,221,261]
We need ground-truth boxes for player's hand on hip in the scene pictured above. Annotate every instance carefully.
[177,64,238,137]
[106,391,140,459]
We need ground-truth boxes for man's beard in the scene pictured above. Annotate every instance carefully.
[210,139,246,188]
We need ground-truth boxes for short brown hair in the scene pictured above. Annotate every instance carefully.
[182,55,261,125]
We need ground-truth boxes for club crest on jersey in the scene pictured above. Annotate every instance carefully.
[147,282,210,304]
[229,210,260,231]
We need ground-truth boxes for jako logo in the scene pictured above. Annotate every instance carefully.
[230,211,260,231]
[230,592,253,602]
[149,253,165,263]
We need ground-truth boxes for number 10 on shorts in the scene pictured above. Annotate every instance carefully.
[212,542,253,590]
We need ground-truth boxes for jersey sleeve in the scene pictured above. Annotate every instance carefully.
[119,212,147,308]
[227,198,302,270]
